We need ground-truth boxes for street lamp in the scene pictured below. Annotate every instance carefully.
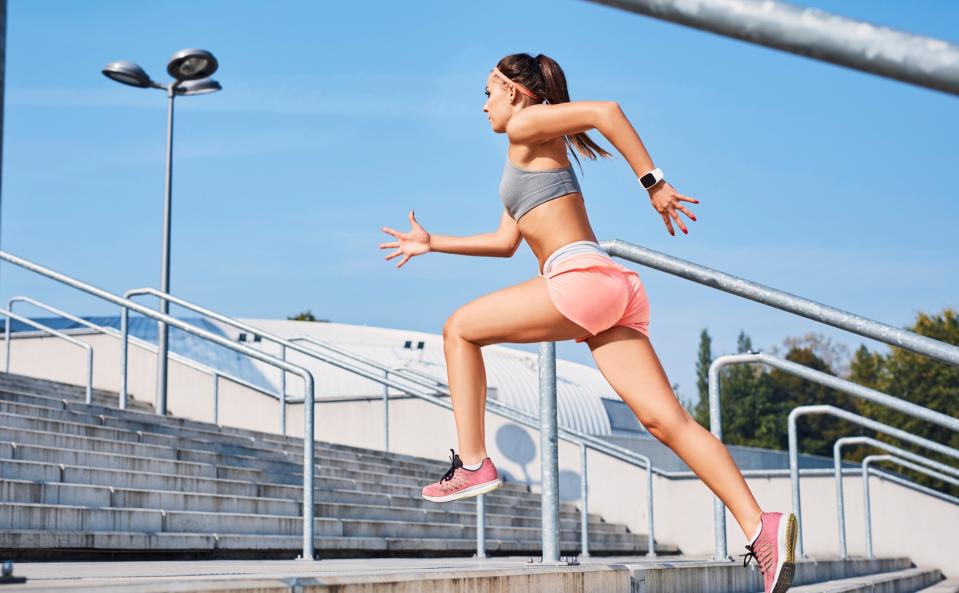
[102,49,221,416]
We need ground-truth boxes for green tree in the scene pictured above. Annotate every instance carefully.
[692,328,713,427]
[288,310,325,322]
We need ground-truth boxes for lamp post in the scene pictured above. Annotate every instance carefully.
[102,49,221,415]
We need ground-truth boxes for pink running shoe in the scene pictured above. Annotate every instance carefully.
[421,449,503,503]
[740,511,798,593]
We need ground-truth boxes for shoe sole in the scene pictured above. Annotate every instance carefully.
[772,512,798,593]
[422,478,503,503]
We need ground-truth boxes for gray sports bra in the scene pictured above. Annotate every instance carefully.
[499,151,581,221]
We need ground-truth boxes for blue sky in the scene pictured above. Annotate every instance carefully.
[1,0,957,408]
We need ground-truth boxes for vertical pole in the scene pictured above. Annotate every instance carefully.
[383,370,390,452]
[119,306,129,409]
[862,463,874,558]
[579,441,589,557]
[302,374,316,560]
[538,341,560,563]
[3,306,10,373]
[707,362,729,560]
[279,344,287,435]
[155,85,175,416]
[788,414,805,557]
[476,494,486,558]
[0,0,6,295]
[833,442,848,559]
[84,348,93,404]
[645,461,656,557]
[212,372,219,425]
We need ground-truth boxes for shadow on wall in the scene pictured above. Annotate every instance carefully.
[496,423,582,502]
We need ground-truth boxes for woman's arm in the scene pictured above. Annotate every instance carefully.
[506,101,699,236]
[430,209,521,257]
[381,209,519,269]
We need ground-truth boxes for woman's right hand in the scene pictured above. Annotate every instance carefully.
[380,209,431,269]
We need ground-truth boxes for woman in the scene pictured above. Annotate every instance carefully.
[379,53,796,593]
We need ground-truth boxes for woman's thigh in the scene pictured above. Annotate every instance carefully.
[444,276,591,347]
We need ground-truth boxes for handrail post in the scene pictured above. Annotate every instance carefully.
[791,405,959,561]
[3,298,12,373]
[834,435,959,560]
[645,458,656,557]
[862,461,875,559]
[539,341,560,563]
[119,305,129,410]
[383,369,390,452]
[579,441,589,558]
[707,358,729,561]
[212,371,219,425]
[280,344,287,436]
[475,494,486,559]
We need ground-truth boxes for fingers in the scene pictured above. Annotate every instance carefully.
[378,241,399,249]
[381,226,403,238]
[669,208,688,234]
[384,249,402,261]
[396,254,411,269]
[677,194,699,204]
[676,204,697,221]
[660,212,675,236]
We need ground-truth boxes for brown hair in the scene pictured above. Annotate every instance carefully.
[494,53,613,174]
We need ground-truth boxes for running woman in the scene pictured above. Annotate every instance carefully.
[379,52,797,593]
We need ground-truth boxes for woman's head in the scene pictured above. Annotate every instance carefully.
[483,53,611,167]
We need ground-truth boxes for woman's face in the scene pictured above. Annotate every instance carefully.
[483,71,521,134]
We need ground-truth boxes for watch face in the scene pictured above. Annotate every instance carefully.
[640,173,655,188]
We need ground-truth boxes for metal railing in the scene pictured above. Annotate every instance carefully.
[1,307,93,403]
[833,435,959,559]
[583,0,959,97]
[5,294,281,420]
[789,405,959,557]
[0,250,320,561]
[601,239,959,560]
[707,350,959,560]
[116,286,660,558]
[861,455,959,558]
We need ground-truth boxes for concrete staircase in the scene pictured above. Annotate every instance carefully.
[0,371,676,560]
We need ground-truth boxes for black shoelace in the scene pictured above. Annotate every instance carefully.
[739,543,758,569]
[441,448,463,483]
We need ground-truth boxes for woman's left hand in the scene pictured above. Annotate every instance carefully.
[648,181,699,236]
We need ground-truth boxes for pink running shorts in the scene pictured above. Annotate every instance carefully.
[540,251,651,343]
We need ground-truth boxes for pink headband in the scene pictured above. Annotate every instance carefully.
[492,67,547,104]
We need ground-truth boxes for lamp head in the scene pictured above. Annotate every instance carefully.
[175,78,222,96]
[101,60,155,88]
[167,48,218,81]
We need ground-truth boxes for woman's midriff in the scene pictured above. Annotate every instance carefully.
[518,192,598,274]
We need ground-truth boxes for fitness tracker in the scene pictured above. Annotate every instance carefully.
[638,167,664,190]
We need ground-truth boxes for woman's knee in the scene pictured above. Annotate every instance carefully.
[640,407,692,444]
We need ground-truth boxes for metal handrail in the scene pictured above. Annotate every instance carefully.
[5,295,281,416]
[117,287,662,557]
[706,350,959,561]
[833,436,959,559]
[601,239,959,561]
[861,455,959,558]
[788,404,959,558]
[583,0,959,97]
[0,250,319,561]
[603,241,959,367]
[1,308,93,403]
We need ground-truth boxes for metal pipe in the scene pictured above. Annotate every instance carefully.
[583,0,959,97]
[0,250,318,561]
[279,344,287,435]
[476,494,486,559]
[156,84,176,417]
[383,369,390,453]
[539,341,560,562]
[0,308,93,403]
[212,371,219,425]
[580,441,589,558]
[708,351,959,561]
[788,405,959,557]
[833,436,959,559]
[604,240,959,368]
[862,454,959,558]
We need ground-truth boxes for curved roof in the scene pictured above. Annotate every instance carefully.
[229,319,634,437]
